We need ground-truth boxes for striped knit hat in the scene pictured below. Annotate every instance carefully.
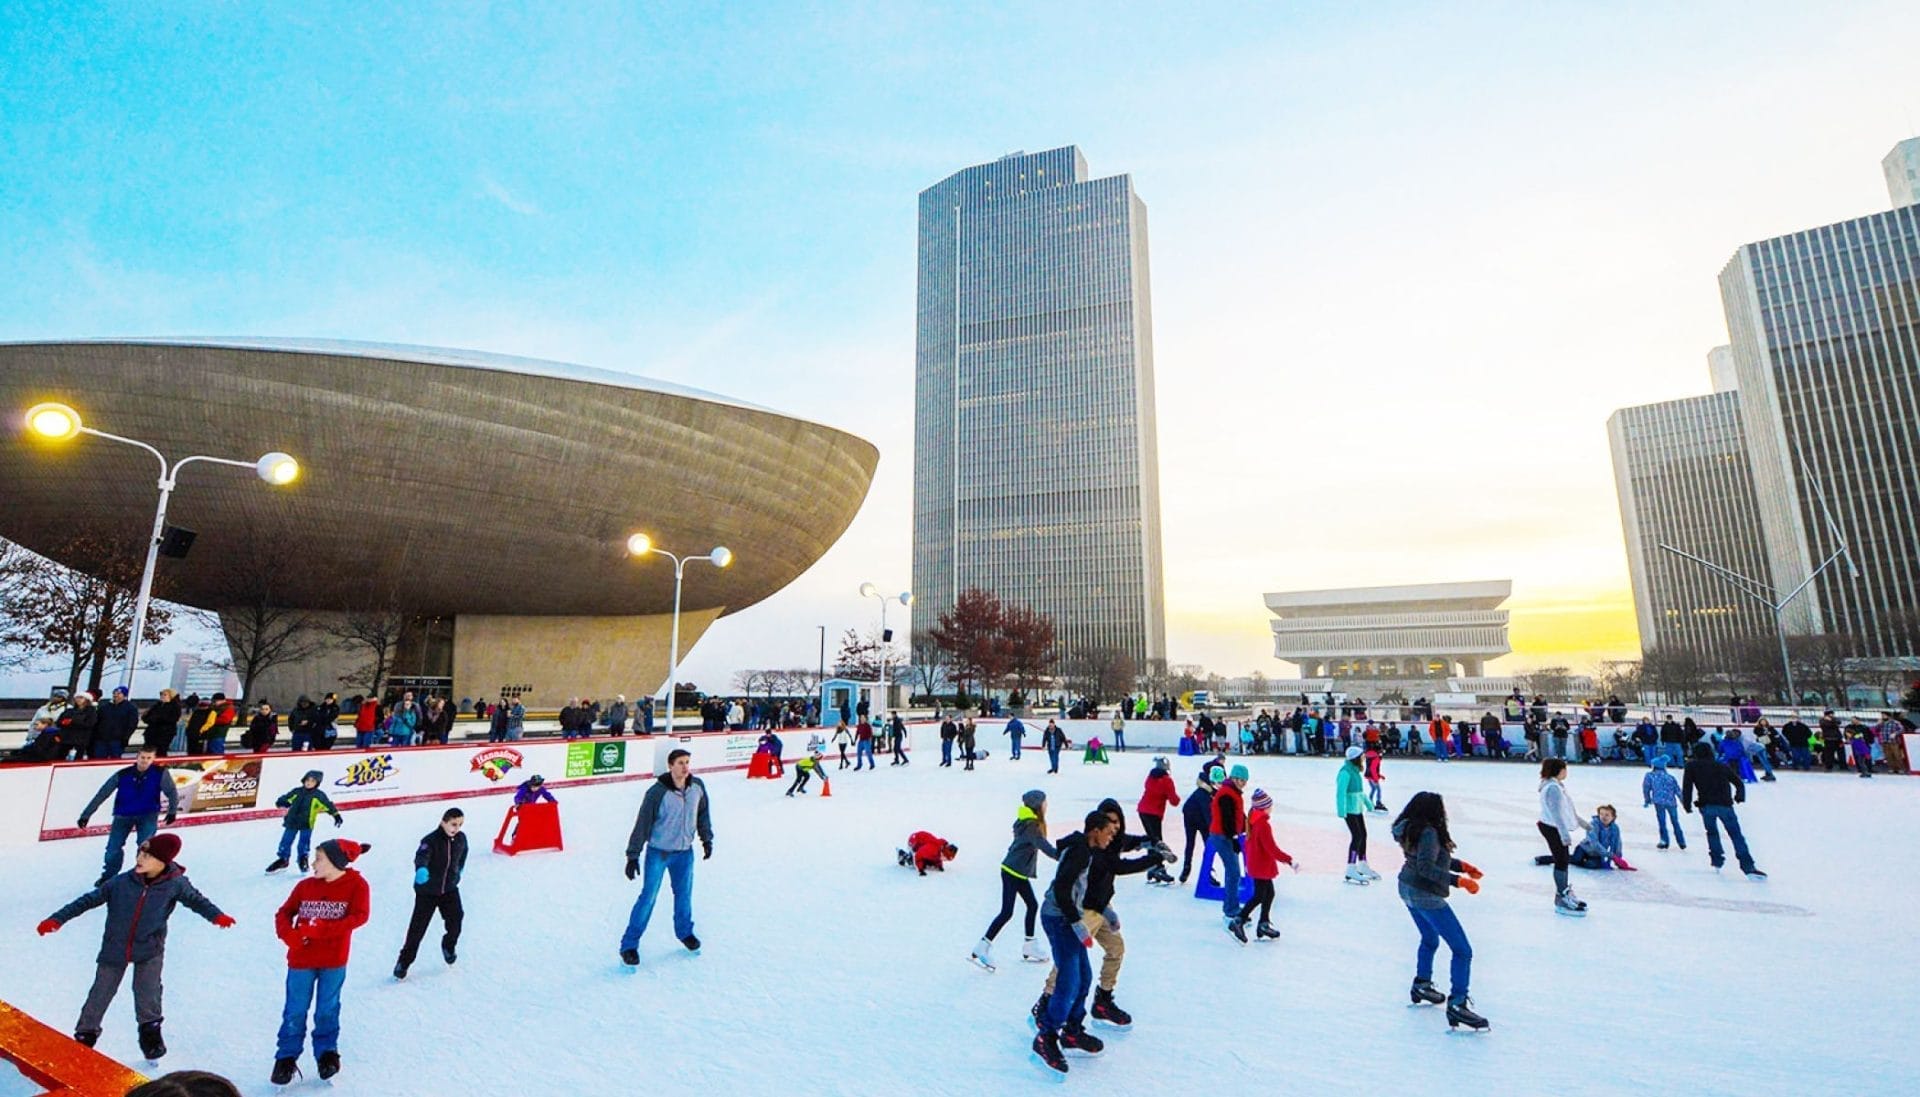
[1250,789,1273,812]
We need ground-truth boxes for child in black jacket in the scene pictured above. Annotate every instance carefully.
[268,770,343,874]
[395,808,468,979]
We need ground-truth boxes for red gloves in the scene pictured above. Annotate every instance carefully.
[1457,860,1483,879]
[1455,876,1480,895]
[36,918,60,936]
[213,915,236,928]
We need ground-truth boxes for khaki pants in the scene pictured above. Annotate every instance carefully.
[1043,910,1125,994]
[1885,735,1909,774]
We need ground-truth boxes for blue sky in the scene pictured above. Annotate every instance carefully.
[4,2,1919,694]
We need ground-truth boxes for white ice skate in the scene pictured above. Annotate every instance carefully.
[968,938,996,972]
[1554,891,1588,917]
[1357,861,1382,882]
[1022,936,1048,963]
[1344,864,1371,886]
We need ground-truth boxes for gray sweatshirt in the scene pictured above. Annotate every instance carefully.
[626,774,713,856]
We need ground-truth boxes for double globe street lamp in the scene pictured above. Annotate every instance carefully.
[22,401,300,692]
[628,534,731,735]
[859,582,911,721]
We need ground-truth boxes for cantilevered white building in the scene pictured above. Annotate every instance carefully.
[1264,581,1513,679]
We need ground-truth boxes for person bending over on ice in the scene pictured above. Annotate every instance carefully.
[786,745,826,796]
[38,833,233,1060]
[898,831,958,875]
[269,771,342,875]
[514,775,556,804]
[1391,792,1487,1031]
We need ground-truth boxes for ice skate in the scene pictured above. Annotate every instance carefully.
[619,948,640,967]
[1744,868,1768,880]
[1357,861,1381,881]
[1256,920,1281,940]
[1410,979,1446,1005]
[1059,1023,1105,1056]
[896,848,911,868]
[317,1050,340,1080]
[1226,914,1249,943]
[443,940,457,965]
[297,854,309,873]
[270,1057,300,1086]
[1344,863,1371,885]
[1022,936,1047,963]
[1446,996,1490,1031]
[74,1030,98,1048]
[137,1022,165,1061]
[393,960,409,980]
[680,934,701,954]
[1657,841,1669,850]
[1554,891,1588,917]
[264,856,290,874]
[1031,1030,1068,1076]
[1030,991,1050,1029]
[1091,987,1133,1029]
[968,938,995,972]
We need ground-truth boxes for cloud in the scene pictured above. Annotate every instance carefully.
[478,173,542,216]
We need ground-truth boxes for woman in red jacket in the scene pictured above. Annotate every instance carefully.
[1237,789,1295,941]
[1135,757,1180,885]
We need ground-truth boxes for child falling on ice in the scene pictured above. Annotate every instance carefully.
[1536,804,1634,870]
[268,770,343,874]
[37,832,234,1060]
[897,831,958,875]
[272,838,372,1085]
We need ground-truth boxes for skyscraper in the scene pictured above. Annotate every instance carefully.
[1884,137,1920,208]
[912,147,1166,671]
[1607,351,1775,668]
[1717,158,1920,654]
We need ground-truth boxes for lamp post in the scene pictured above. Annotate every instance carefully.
[858,582,912,719]
[628,534,731,736]
[22,402,299,693]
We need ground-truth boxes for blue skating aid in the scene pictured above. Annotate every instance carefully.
[1191,844,1256,905]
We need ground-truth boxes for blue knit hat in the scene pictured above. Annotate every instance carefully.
[1229,764,1249,783]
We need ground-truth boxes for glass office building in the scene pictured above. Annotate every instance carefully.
[911,147,1167,670]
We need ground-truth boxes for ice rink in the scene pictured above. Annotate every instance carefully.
[3,748,1909,1096]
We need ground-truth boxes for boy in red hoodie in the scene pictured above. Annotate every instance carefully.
[272,838,371,1085]
[896,831,958,875]
[1235,788,1296,942]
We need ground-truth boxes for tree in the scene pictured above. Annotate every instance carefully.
[1062,647,1137,704]
[200,520,331,699]
[1640,647,1708,705]
[833,626,905,682]
[1593,659,1642,702]
[1726,636,1788,704]
[1168,663,1204,698]
[1787,632,1859,706]
[323,601,408,696]
[927,588,1008,697]
[1137,657,1171,698]
[1247,670,1270,700]
[998,601,1057,693]
[0,534,174,691]
[1520,665,1574,702]
[909,637,949,700]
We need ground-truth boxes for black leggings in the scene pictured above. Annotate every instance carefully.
[1181,820,1206,880]
[985,872,1038,940]
[1250,878,1275,923]
[1141,814,1165,844]
[1537,821,1571,895]
[1345,813,1367,861]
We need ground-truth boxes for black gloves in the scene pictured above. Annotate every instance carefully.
[165,813,176,825]
[701,838,713,861]
[332,815,344,828]
[624,856,639,880]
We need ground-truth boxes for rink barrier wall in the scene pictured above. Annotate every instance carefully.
[0,999,148,1095]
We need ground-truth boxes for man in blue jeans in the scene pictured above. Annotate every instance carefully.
[620,749,714,964]
[1680,742,1765,879]
[1031,810,1119,1076]
[76,748,180,886]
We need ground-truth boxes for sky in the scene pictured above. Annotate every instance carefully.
[3,1,1919,696]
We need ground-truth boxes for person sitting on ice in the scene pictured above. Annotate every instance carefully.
[514,775,556,805]
[897,831,958,875]
[1541,804,1632,871]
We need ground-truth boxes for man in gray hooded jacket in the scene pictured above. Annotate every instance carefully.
[619,749,713,963]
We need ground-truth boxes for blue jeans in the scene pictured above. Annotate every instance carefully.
[1367,779,1384,808]
[1039,912,1090,1034]
[1206,834,1242,918]
[1653,802,1684,846]
[1406,901,1472,999]
[941,739,952,765]
[290,732,309,752]
[1046,747,1060,772]
[277,827,314,862]
[620,847,695,949]
[1666,743,1686,766]
[1113,729,1125,752]
[276,966,346,1058]
[854,740,874,769]
[102,813,158,877]
[1009,734,1022,759]
[1750,749,1775,778]
[1699,805,1756,873]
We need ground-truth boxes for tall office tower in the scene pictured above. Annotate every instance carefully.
[912,147,1166,671]
[1885,137,1920,208]
[1607,348,1776,667]
[1718,194,1920,653]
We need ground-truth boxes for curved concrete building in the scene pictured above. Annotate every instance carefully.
[0,339,879,706]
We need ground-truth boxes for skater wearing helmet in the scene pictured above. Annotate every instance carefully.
[1538,758,1589,915]
[1136,757,1181,886]
[1392,792,1487,1031]
[971,791,1058,970]
[1338,747,1378,884]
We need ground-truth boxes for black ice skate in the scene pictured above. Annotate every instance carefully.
[297,854,309,873]
[74,1030,98,1048]
[1446,996,1490,1031]
[270,1057,300,1085]
[896,848,911,868]
[443,940,458,965]
[317,1050,340,1079]
[1744,868,1768,880]
[680,934,701,953]
[1410,979,1446,1005]
[1091,987,1133,1029]
[265,857,290,874]
[1226,914,1250,944]
[1031,1030,1068,1075]
[1059,1024,1105,1056]
[1030,991,1050,1029]
[620,948,640,967]
[137,1022,165,1060]
[1256,920,1281,941]
[393,961,409,980]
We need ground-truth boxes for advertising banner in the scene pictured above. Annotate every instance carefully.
[176,758,264,814]
[566,740,626,778]
[315,751,405,798]
[722,735,759,766]
[468,746,527,784]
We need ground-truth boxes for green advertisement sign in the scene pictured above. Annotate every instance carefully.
[566,740,626,778]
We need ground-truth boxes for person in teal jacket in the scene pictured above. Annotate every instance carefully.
[267,770,342,874]
[1337,747,1379,883]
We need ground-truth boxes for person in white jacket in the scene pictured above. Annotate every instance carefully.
[1537,758,1590,916]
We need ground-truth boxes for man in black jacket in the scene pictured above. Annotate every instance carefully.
[96,687,140,759]
[395,808,468,979]
[1681,742,1764,878]
[1033,799,1172,1031]
[1030,811,1120,1075]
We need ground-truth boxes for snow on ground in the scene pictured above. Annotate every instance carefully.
[2,751,1910,1096]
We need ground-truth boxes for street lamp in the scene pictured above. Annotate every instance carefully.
[859,582,912,719]
[22,402,300,692]
[629,533,731,735]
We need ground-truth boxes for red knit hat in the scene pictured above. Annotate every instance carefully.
[140,833,181,865]
[317,838,370,867]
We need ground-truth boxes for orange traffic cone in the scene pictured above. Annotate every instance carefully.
[820,777,832,798]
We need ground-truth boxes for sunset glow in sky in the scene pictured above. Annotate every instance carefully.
[3,2,1919,693]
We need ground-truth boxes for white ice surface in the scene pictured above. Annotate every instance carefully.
[1,754,1907,1096]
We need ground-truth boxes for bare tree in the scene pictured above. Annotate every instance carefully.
[0,534,174,690]
[1520,665,1575,702]
[909,637,949,700]
[1137,657,1171,698]
[1640,647,1708,705]
[323,601,408,697]
[1247,670,1270,700]
[1061,647,1137,704]
[1593,659,1642,702]
[833,626,906,683]
[998,602,1057,693]
[1787,633,1859,706]
[200,521,331,699]
[1169,663,1204,698]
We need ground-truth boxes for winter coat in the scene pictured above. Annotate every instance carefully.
[1244,808,1294,880]
[140,698,183,749]
[80,764,180,823]
[244,712,280,753]
[1539,779,1585,839]
[277,785,342,831]
[275,869,370,970]
[97,700,140,746]
[1681,752,1744,811]
[1084,824,1157,912]
[625,774,712,856]
[999,806,1058,879]
[287,700,321,741]
[55,703,99,752]
[1209,782,1246,839]
[49,862,225,965]
[1578,816,1622,861]
[514,781,555,805]
[1182,787,1213,833]
[1041,725,1069,750]
[1136,767,1180,819]
[354,700,381,733]
[1364,750,1383,782]
[1642,768,1680,808]
[1041,832,1095,923]
[1005,717,1026,740]
[1335,760,1369,816]
[908,830,952,872]
[1392,818,1463,908]
[315,700,340,736]
[413,827,468,896]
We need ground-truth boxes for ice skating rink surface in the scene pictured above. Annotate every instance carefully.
[2,751,1908,1096]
